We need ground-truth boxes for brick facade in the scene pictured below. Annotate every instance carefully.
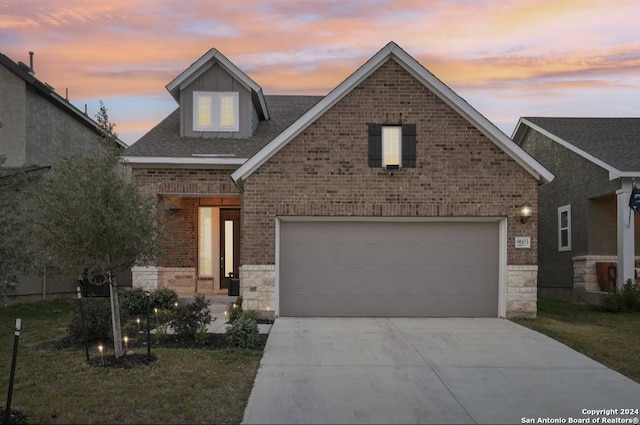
[129,58,541,316]
[131,168,240,295]
[242,59,539,267]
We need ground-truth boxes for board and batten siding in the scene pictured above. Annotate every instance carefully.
[179,62,252,138]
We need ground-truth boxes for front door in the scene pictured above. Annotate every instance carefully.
[220,209,240,289]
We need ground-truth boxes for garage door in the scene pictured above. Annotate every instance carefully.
[278,220,499,317]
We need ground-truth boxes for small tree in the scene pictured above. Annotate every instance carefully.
[0,155,33,293]
[33,103,167,357]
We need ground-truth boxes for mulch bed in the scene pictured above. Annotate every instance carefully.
[0,409,28,425]
[43,332,269,370]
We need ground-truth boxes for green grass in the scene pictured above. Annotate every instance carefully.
[513,298,640,383]
[0,298,262,424]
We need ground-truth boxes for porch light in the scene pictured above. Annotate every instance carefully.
[520,203,532,223]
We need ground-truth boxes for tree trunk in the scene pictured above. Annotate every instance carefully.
[109,276,123,358]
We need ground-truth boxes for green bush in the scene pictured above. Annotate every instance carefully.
[599,280,640,313]
[242,309,259,321]
[227,296,243,323]
[171,294,211,340]
[195,324,208,346]
[151,287,179,311]
[119,287,148,316]
[225,312,259,349]
[121,319,141,338]
[68,298,112,342]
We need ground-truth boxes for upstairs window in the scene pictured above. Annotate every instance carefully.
[193,92,239,132]
[368,123,416,168]
[382,126,402,167]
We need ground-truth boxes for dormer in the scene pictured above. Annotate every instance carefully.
[166,49,269,139]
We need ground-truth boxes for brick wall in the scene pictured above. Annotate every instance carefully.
[131,168,240,268]
[242,58,539,266]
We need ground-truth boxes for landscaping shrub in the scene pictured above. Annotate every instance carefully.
[195,323,208,346]
[599,280,640,313]
[227,295,243,323]
[119,287,148,316]
[121,319,141,338]
[151,287,179,311]
[225,312,259,349]
[171,294,211,340]
[68,298,112,342]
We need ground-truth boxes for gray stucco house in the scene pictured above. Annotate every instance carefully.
[125,42,553,318]
[0,51,127,304]
[513,117,640,299]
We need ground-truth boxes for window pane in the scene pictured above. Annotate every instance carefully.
[224,220,234,277]
[220,95,235,127]
[198,95,212,127]
[560,211,568,228]
[199,208,213,276]
[561,229,568,247]
[382,127,401,166]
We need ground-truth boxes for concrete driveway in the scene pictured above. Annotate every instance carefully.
[243,318,640,424]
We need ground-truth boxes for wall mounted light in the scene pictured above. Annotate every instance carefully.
[385,164,400,176]
[520,203,532,223]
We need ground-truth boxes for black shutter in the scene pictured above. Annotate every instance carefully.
[402,124,416,168]
[368,123,382,167]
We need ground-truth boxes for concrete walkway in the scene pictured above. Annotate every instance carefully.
[243,318,640,424]
[170,296,271,334]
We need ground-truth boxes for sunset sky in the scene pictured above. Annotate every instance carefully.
[1,0,639,146]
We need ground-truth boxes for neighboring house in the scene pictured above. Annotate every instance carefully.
[0,51,128,304]
[513,118,640,299]
[124,42,553,318]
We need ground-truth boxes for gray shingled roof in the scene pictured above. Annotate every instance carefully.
[124,95,323,159]
[524,117,640,172]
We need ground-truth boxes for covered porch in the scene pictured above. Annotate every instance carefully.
[573,179,640,293]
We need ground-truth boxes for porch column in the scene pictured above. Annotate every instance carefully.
[616,179,635,289]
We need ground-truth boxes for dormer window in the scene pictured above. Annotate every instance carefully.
[193,92,239,132]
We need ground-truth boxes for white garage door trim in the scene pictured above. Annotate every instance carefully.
[275,216,507,318]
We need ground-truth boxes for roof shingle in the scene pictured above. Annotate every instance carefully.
[523,117,640,172]
[124,95,323,159]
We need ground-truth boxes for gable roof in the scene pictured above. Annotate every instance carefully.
[512,117,640,180]
[123,95,322,166]
[0,52,127,149]
[231,41,554,187]
[165,48,269,120]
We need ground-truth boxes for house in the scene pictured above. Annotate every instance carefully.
[513,117,640,299]
[0,51,128,304]
[124,42,553,318]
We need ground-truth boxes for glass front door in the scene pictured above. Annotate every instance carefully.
[219,209,240,289]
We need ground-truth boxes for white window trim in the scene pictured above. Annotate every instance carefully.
[382,126,402,168]
[558,204,571,252]
[193,91,239,132]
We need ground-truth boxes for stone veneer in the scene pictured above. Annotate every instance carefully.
[572,255,615,292]
[506,265,538,318]
[573,255,640,292]
[239,264,537,318]
[132,266,197,296]
[240,265,275,313]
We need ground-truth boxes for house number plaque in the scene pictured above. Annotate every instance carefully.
[515,237,531,248]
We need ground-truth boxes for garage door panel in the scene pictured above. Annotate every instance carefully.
[279,221,499,317]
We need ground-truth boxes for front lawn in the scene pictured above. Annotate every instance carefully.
[0,298,263,424]
[513,298,640,383]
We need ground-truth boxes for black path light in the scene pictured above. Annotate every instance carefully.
[146,290,151,361]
